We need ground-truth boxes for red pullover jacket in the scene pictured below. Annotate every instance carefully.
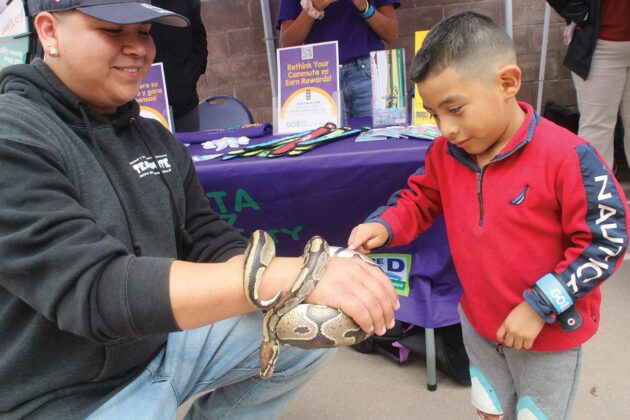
[369,102,629,351]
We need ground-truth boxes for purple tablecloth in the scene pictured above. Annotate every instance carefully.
[186,120,462,328]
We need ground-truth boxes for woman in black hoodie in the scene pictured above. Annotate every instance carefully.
[0,1,397,418]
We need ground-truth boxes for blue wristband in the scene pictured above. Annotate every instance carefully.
[523,289,556,323]
[358,2,376,20]
[535,273,574,314]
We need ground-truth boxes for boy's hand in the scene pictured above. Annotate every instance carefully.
[347,222,389,254]
[496,301,545,350]
[305,256,399,336]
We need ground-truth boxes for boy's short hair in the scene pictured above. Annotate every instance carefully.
[410,11,516,84]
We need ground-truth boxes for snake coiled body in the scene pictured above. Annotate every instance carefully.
[243,230,378,378]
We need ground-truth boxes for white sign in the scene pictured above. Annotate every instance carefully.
[0,0,29,37]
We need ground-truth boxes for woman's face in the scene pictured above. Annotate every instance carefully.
[48,11,156,114]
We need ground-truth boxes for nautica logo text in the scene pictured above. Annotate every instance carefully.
[566,174,625,293]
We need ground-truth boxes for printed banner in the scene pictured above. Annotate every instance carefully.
[369,253,412,297]
[0,36,28,69]
[0,0,28,37]
[0,0,30,71]
[276,41,340,134]
[370,48,407,127]
[413,31,436,126]
[137,62,173,132]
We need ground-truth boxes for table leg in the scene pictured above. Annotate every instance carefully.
[425,327,437,391]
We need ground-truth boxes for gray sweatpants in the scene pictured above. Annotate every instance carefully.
[459,306,582,419]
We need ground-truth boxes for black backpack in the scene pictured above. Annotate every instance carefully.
[352,321,471,387]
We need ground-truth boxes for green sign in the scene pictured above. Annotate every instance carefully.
[0,36,29,70]
[369,253,412,297]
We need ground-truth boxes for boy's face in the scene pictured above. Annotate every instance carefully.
[418,66,514,160]
[47,11,155,114]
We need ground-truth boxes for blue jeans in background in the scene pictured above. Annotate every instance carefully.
[340,56,373,118]
[87,311,335,419]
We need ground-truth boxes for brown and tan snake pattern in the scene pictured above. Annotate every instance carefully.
[243,230,379,379]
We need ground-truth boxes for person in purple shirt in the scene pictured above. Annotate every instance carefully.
[277,0,400,118]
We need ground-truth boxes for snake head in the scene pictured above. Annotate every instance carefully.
[328,246,381,269]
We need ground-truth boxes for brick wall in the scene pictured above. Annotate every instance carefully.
[197,0,575,123]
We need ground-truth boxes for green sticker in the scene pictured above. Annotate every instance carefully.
[369,253,411,297]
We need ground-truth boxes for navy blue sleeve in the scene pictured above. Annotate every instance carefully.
[526,144,628,318]
[556,144,627,298]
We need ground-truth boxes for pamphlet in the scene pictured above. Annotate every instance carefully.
[276,41,341,134]
[370,48,407,127]
[413,31,436,126]
[355,125,440,142]
[137,63,173,132]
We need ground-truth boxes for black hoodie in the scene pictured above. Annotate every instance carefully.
[0,59,246,418]
[150,0,208,118]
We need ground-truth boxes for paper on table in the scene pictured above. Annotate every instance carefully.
[399,125,441,140]
[191,153,223,162]
[355,125,440,142]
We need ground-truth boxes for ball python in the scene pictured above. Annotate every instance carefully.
[243,229,381,379]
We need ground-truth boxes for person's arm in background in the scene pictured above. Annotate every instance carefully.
[546,0,591,26]
[280,0,398,47]
[353,0,398,44]
[279,0,334,47]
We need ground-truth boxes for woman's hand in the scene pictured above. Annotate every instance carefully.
[305,255,399,336]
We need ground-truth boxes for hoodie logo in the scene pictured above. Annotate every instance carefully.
[130,154,172,178]
[510,185,529,205]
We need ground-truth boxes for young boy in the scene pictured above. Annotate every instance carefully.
[348,11,629,419]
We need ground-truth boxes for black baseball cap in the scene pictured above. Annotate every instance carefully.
[27,0,190,27]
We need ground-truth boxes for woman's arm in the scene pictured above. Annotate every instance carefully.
[279,0,335,47]
[279,13,316,48]
[355,1,399,45]
[169,254,400,336]
[280,1,399,47]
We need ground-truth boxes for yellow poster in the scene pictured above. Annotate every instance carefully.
[413,31,436,126]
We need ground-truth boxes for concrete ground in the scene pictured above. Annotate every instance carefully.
[179,171,630,419]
